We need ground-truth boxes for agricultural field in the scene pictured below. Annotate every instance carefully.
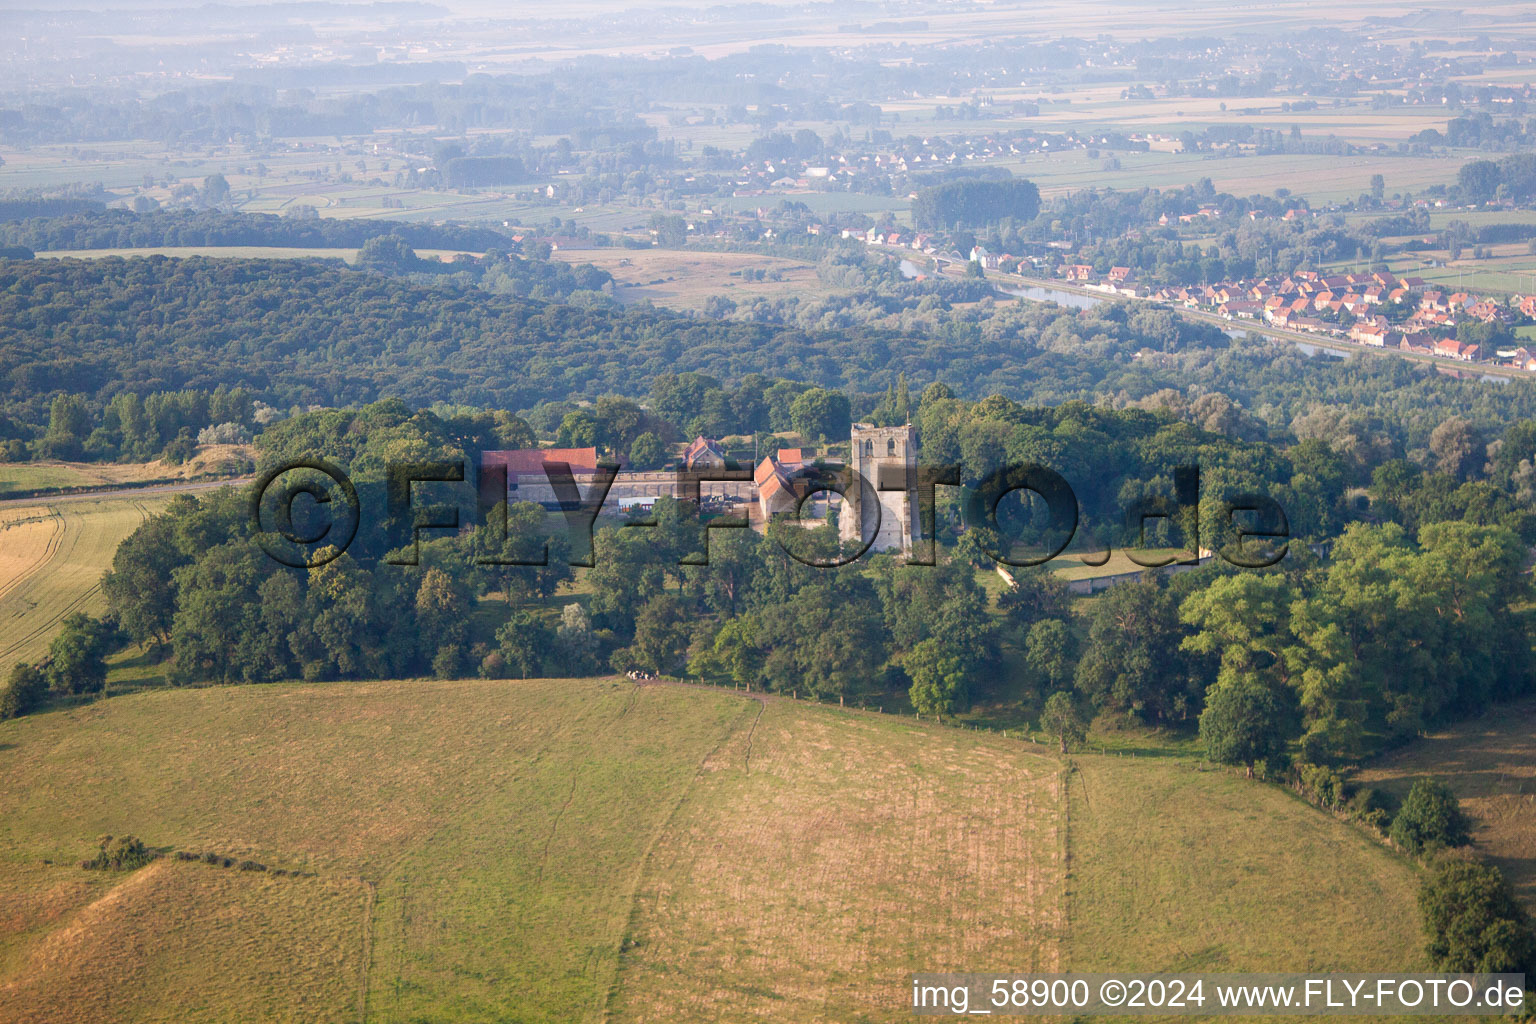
[991,149,1469,206]
[0,497,169,674]
[0,446,252,499]
[551,248,830,310]
[0,678,1426,1022]
[1068,757,1427,974]
[1353,700,1536,911]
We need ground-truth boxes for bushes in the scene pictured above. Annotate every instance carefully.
[178,848,303,875]
[1419,854,1536,974]
[1347,787,1392,832]
[1294,763,1346,809]
[81,835,154,871]
[1390,779,1472,854]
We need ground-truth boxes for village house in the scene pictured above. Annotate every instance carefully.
[1349,323,1387,346]
[755,448,812,520]
[683,436,729,471]
[1218,300,1263,319]
[1434,339,1480,362]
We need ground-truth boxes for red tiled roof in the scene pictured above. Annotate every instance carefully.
[684,436,727,465]
[483,447,602,476]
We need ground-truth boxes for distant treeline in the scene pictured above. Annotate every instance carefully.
[0,255,1220,428]
[1456,153,1536,203]
[1472,222,1536,243]
[0,198,106,221]
[441,156,528,188]
[0,209,516,253]
[8,255,1536,456]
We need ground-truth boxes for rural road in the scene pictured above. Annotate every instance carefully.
[0,476,253,509]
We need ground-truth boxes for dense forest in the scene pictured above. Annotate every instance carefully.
[5,254,1536,462]
[0,208,518,253]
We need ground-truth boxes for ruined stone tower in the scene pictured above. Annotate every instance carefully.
[840,423,917,554]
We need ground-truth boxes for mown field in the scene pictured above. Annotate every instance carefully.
[1355,700,1536,912]
[0,497,168,673]
[0,446,253,499]
[1068,757,1427,975]
[550,248,829,310]
[0,678,1427,1023]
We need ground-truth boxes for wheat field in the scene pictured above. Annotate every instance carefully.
[0,497,168,673]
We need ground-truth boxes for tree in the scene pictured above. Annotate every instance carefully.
[788,388,851,443]
[593,395,647,453]
[0,663,47,719]
[1429,417,1484,481]
[912,179,1041,230]
[82,834,154,871]
[1040,690,1087,753]
[495,611,552,679]
[695,614,762,689]
[586,527,667,636]
[103,514,189,650]
[199,174,231,208]
[1074,579,1198,724]
[469,501,573,606]
[1391,779,1472,854]
[38,393,90,460]
[1178,573,1297,691]
[906,638,967,721]
[44,614,116,695]
[556,409,598,448]
[1457,159,1501,203]
[357,234,418,270]
[627,593,692,675]
[1025,619,1077,691]
[753,573,886,700]
[415,567,471,669]
[629,431,666,471]
[875,557,996,671]
[1419,856,1535,974]
[996,568,1070,625]
[1370,174,1386,200]
[649,213,688,247]
[1199,677,1293,777]
[554,603,600,675]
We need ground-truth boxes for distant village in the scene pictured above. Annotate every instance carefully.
[845,223,1536,372]
[1063,265,1536,369]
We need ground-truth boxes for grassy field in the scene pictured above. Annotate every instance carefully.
[0,678,1427,1022]
[551,248,829,310]
[1047,547,1191,581]
[1068,757,1427,975]
[0,446,251,499]
[1354,700,1536,911]
[0,497,169,673]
